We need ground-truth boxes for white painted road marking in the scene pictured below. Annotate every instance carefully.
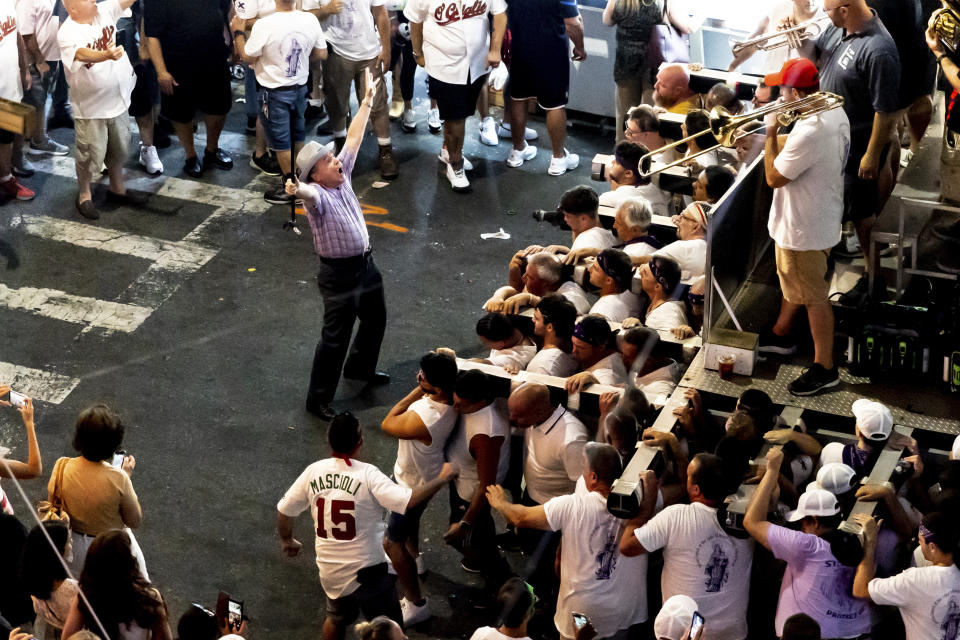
[0,361,81,404]
[0,284,152,333]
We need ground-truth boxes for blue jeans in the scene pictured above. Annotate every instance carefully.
[260,84,307,152]
[244,66,258,119]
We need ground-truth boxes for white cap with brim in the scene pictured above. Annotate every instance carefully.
[787,488,841,522]
[816,462,858,495]
[295,140,336,181]
[654,594,699,640]
[851,399,893,441]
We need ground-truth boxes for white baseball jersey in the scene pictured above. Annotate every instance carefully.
[0,0,22,101]
[277,457,412,598]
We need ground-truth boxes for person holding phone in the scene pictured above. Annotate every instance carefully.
[468,578,535,640]
[0,386,42,516]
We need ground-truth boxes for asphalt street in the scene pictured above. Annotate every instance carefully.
[0,72,610,639]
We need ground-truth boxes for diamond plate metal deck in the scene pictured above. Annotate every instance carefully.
[680,351,960,435]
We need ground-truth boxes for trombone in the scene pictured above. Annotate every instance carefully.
[639,91,845,178]
[731,15,831,56]
[932,0,959,52]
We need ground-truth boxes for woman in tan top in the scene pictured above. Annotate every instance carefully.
[48,404,145,577]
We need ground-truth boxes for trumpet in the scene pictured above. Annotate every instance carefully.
[932,1,960,52]
[639,91,845,178]
[731,15,831,56]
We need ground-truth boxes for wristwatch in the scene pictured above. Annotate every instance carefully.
[233,30,246,39]
[938,52,950,66]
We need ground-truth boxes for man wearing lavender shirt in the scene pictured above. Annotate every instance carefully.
[744,447,870,639]
[287,70,389,421]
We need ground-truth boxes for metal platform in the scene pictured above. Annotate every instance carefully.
[680,350,960,435]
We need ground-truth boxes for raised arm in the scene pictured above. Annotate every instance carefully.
[850,513,878,599]
[381,387,432,444]
[763,428,822,457]
[743,446,783,550]
[486,484,550,530]
[344,68,379,154]
[0,392,41,479]
[619,470,659,556]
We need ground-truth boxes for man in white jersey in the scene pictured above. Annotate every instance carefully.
[621,453,754,640]
[381,352,458,626]
[444,369,514,600]
[488,443,651,639]
[277,412,456,640]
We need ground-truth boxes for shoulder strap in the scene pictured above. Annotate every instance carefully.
[51,457,68,507]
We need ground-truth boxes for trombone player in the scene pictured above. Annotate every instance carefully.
[728,0,823,72]
[759,58,850,397]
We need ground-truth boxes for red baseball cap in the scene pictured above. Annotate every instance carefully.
[763,58,820,90]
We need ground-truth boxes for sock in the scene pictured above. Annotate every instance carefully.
[334,129,347,138]
[0,174,13,182]
[308,98,324,107]
[377,137,391,146]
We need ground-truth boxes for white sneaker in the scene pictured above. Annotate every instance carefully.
[899,148,914,169]
[139,145,163,175]
[427,108,442,133]
[438,147,473,171]
[506,142,537,168]
[479,116,498,146]
[548,149,579,176]
[400,598,432,627]
[401,108,417,133]
[497,121,538,141]
[445,162,470,192]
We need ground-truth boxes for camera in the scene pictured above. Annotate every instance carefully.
[591,153,612,182]
[532,209,570,231]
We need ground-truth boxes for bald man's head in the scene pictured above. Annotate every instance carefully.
[654,64,694,108]
[823,0,868,28]
[507,383,556,428]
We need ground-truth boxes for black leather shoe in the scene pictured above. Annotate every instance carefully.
[204,147,234,170]
[76,197,99,220]
[344,371,390,385]
[106,189,149,207]
[305,400,337,421]
[183,155,204,177]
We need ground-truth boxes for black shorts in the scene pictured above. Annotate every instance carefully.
[509,52,569,110]
[324,563,401,627]
[160,60,232,124]
[428,73,486,121]
[0,128,14,144]
[843,143,891,223]
[385,500,427,543]
[128,61,159,119]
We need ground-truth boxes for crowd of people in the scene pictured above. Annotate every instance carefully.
[2,0,960,638]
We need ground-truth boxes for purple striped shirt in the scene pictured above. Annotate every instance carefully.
[301,150,370,259]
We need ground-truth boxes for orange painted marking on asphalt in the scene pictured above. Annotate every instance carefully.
[292,204,407,232]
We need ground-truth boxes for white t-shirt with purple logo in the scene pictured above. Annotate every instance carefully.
[869,565,960,640]
[767,524,870,638]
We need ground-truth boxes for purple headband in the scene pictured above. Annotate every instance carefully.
[573,321,608,347]
[596,252,612,278]
[648,257,669,290]
[920,523,937,545]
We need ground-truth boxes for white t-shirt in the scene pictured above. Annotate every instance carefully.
[635,502,754,640]
[244,10,326,88]
[57,0,135,118]
[570,226,616,253]
[469,628,530,640]
[590,291,642,324]
[545,485,649,639]
[523,406,588,504]
[276,457,412,598]
[644,301,688,331]
[0,0,22,101]
[654,238,706,285]
[404,0,505,85]
[869,565,960,640]
[770,108,851,251]
[599,183,670,217]
[634,360,681,404]
[557,280,591,315]
[621,239,659,259]
[17,0,59,61]
[393,397,457,489]
[317,0,383,61]
[488,336,537,370]
[587,352,627,387]
[526,346,578,377]
[235,0,275,19]
[446,400,510,501]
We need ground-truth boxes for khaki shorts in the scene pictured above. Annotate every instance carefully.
[74,113,130,178]
[775,245,830,305]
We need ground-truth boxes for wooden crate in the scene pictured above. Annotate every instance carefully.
[0,98,37,137]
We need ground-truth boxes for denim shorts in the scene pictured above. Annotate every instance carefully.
[260,83,308,151]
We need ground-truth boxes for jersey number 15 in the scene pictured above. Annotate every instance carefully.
[315,498,357,540]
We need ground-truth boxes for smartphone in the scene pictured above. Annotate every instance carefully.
[112,451,126,468]
[8,390,26,408]
[572,612,589,631]
[217,591,243,632]
[688,611,705,637]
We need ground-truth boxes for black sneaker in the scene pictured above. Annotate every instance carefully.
[758,330,798,355]
[305,103,327,121]
[459,557,483,574]
[250,152,281,176]
[265,185,294,205]
[788,364,840,396]
[836,274,869,306]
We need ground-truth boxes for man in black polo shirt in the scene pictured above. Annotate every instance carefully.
[816,0,900,301]
[504,0,585,177]
[144,0,235,178]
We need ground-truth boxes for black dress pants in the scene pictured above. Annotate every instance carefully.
[307,252,386,404]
